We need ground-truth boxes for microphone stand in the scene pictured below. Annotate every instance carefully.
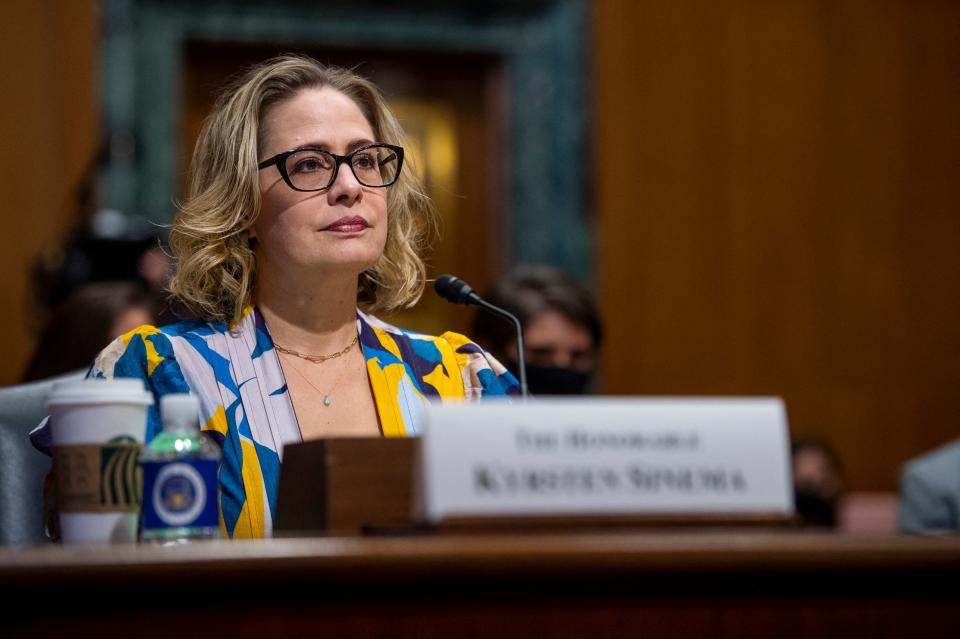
[472,298,529,400]
[434,274,529,400]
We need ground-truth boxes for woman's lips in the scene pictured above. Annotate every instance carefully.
[322,216,369,233]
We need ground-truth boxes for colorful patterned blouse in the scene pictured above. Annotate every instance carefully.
[33,308,518,538]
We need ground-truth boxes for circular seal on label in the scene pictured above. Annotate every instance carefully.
[152,462,207,526]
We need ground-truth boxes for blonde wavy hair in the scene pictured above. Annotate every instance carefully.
[168,55,437,326]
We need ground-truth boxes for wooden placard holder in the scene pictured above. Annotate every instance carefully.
[274,438,795,537]
[275,437,419,536]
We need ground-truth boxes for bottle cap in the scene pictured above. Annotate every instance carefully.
[160,393,199,433]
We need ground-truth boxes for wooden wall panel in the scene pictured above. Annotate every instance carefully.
[0,1,99,385]
[595,0,960,490]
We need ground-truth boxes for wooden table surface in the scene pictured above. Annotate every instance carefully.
[2,531,958,638]
[2,530,960,579]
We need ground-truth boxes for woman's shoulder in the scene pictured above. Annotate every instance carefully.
[358,311,477,355]
[94,317,227,378]
[358,311,518,397]
[112,316,223,344]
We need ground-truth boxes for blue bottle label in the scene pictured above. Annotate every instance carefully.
[141,459,218,530]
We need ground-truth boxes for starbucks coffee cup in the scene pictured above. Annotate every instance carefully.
[47,378,153,544]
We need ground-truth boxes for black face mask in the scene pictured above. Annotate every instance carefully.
[793,489,837,527]
[515,363,592,396]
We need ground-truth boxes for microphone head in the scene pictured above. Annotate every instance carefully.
[434,274,476,305]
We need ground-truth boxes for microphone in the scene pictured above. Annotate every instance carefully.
[434,275,529,399]
[434,274,481,306]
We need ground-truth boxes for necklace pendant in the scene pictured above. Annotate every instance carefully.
[323,395,332,407]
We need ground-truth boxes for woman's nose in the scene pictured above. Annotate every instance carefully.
[552,350,574,368]
[327,163,363,205]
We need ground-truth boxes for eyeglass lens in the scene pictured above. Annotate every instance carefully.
[284,145,399,190]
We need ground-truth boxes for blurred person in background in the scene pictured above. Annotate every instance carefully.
[471,264,602,395]
[21,281,156,382]
[32,210,176,325]
[899,438,960,534]
[791,438,844,528]
[31,148,173,320]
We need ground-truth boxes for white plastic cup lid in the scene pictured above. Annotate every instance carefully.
[47,378,154,408]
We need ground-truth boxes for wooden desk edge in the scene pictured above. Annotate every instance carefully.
[2,531,960,588]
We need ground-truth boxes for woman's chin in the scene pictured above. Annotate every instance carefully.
[303,254,381,276]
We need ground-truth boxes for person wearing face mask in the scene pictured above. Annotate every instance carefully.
[471,265,602,396]
[791,439,844,528]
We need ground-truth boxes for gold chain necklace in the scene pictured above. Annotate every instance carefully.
[272,334,358,364]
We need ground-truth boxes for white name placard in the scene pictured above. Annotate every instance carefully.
[419,397,794,523]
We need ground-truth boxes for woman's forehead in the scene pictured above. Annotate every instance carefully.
[260,86,375,153]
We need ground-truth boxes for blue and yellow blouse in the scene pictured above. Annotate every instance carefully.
[38,308,517,538]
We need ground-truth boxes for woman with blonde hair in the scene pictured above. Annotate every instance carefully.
[32,55,517,539]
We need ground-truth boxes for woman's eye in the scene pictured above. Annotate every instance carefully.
[352,153,377,170]
[292,154,331,173]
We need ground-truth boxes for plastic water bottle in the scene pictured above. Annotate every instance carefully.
[139,393,221,543]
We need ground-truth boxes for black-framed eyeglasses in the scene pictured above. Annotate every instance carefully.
[257,143,404,192]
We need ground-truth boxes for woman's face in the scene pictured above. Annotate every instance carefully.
[254,86,388,280]
[523,309,596,373]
